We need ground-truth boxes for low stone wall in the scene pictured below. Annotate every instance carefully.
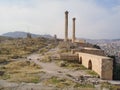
[75,39,86,43]
[76,43,94,48]
[59,53,79,61]
[72,48,105,56]
[80,49,105,56]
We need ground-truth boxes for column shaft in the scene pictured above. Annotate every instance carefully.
[64,11,68,41]
[72,18,76,43]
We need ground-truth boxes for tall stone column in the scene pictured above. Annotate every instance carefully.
[72,17,76,43]
[64,11,69,42]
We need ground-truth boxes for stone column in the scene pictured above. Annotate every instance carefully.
[72,17,76,43]
[64,11,69,42]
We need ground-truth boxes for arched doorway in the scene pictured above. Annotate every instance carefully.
[88,60,92,70]
[79,57,82,64]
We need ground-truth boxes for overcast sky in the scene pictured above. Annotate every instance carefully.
[0,0,120,39]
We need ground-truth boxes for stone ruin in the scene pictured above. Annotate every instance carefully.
[58,11,113,80]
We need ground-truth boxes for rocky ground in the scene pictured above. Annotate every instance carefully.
[0,47,119,90]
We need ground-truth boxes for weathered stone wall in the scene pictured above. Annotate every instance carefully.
[75,39,86,43]
[101,59,113,80]
[59,53,79,61]
[72,48,105,56]
[76,43,94,48]
[77,52,113,80]
[80,48,105,56]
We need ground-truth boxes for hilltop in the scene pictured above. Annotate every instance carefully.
[2,31,53,39]
[0,37,119,90]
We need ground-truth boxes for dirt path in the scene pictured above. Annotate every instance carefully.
[27,52,94,82]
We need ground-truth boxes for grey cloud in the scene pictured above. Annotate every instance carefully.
[0,0,120,39]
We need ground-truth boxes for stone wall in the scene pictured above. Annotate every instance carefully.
[75,39,86,43]
[59,53,79,61]
[72,47,105,56]
[102,59,113,80]
[81,48,105,56]
[76,43,94,48]
[77,52,113,80]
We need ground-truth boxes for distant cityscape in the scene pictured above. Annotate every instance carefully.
[87,39,120,63]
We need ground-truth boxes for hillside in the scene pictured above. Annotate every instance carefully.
[86,39,120,56]
[2,31,53,38]
[0,36,13,40]
[86,39,120,44]
[0,37,56,63]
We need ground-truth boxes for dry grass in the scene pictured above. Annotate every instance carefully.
[43,76,73,88]
[101,82,120,90]
[86,70,98,76]
[40,55,52,63]
[0,37,54,60]
[0,56,9,63]
[43,76,94,89]
[9,73,40,83]
[0,37,57,83]
[0,60,42,83]
[55,60,87,70]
